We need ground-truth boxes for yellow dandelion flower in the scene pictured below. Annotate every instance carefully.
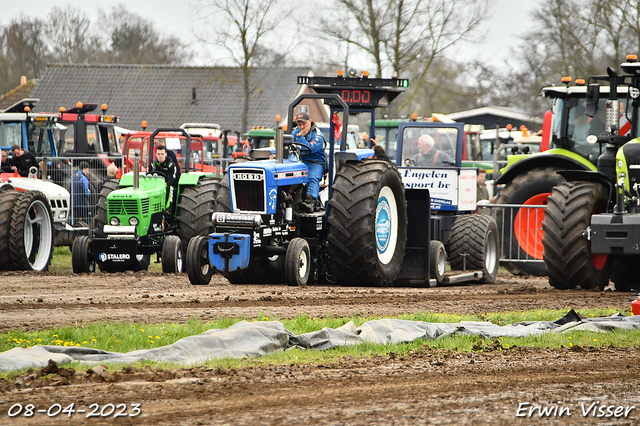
[593,339,597,342]
[155,336,160,339]
[53,334,58,338]
[36,339,41,342]
[76,343,81,347]
[83,341,88,344]
[148,335,153,339]
[568,336,572,340]
[140,329,144,332]
[150,341,154,344]
[115,340,120,343]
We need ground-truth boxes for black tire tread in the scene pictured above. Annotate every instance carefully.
[326,159,407,286]
[448,214,500,283]
[9,190,54,271]
[0,189,20,271]
[542,181,609,290]
[93,179,120,238]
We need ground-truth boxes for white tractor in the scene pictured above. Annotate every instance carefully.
[0,166,81,272]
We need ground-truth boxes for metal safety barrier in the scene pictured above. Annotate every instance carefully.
[479,203,547,266]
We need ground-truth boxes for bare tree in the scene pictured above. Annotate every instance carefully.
[98,5,190,65]
[0,15,51,94]
[318,0,391,78]
[44,5,101,64]
[197,0,291,133]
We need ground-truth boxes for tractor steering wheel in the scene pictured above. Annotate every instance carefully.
[404,158,416,167]
[147,170,168,181]
[292,142,312,157]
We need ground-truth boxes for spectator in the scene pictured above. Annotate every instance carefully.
[10,144,39,177]
[1,150,11,173]
[370,136,390,160]
[72,162,91,224]
[477,168,489,202]
[48,159,66,187]
[104,163,118,184]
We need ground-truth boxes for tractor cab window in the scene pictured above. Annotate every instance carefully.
[59,123,75,154]
[373,127,399,164]
[557,97,607,162]
[27,121,56,156]
[0,122,24,148]
[86,124,99,154]
[401,126,458,167]
[101,126,119,154]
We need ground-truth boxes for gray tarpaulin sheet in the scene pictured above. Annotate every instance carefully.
[2,310,640,373]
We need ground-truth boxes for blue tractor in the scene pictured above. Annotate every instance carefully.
[186,74,499,286]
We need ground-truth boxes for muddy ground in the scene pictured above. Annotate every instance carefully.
[0,272,639,425]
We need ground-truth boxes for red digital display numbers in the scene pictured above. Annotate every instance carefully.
[341,89,371,105]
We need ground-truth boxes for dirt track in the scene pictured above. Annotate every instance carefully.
[1,271,639,425]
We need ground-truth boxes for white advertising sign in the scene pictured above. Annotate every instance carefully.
[458,168,477,211]
[401,168,458,210]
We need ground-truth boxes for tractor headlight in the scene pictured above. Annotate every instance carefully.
[110,217,120,226]
[129,217,139,226]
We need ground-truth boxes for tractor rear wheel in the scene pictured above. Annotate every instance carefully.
[447,214,500,283]
[10,190,54,271]
[429,241,447,285]
[72,235,95,273]
[162,235,183,273]
[285,238,311,287]
[542,181,610,290]
[326,159,407,286]
[186,235,213,285]
[0,188,20,271]
[176,178,223,255]
[93,179,120,238]
[495,167,564,276]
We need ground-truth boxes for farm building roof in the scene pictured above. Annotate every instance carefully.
[31,64,312,132]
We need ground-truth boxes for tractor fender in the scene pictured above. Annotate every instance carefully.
[555,170,614,203]
[495,149,596,186]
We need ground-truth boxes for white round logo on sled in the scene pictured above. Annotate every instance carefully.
[376,196,391,254]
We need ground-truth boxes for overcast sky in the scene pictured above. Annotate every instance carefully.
[2,0,541,70]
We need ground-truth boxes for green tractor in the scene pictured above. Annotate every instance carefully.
[542,58,640,291]
[493,76,629,276]
[71,128,223,273]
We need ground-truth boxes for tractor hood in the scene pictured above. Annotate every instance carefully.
[3,177,70,223]
[227,159,308,214]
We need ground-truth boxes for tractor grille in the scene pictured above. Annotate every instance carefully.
[140,198,150,214]
[231,169,265,212]
[109,200,140,216]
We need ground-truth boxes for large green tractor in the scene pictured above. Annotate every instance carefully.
[542,56,640,291]
[71,128,223,273]
[493,76,629,276]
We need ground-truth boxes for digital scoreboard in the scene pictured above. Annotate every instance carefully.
[297,75,408,108]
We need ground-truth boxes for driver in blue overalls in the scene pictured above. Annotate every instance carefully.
[292,112,326,212]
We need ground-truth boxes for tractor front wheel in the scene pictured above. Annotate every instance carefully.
[162,235,183,273]
[186,235,213,285]
[447,214,500,284]
[72,236,95,273]
[542,181,610,290]
[285,238,311,287]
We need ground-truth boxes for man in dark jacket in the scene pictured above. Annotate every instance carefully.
[1,150,12,173]
[10,145,39,177]
[72,162,91,223]
[149,145,179,216]
[292,112,326,211]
